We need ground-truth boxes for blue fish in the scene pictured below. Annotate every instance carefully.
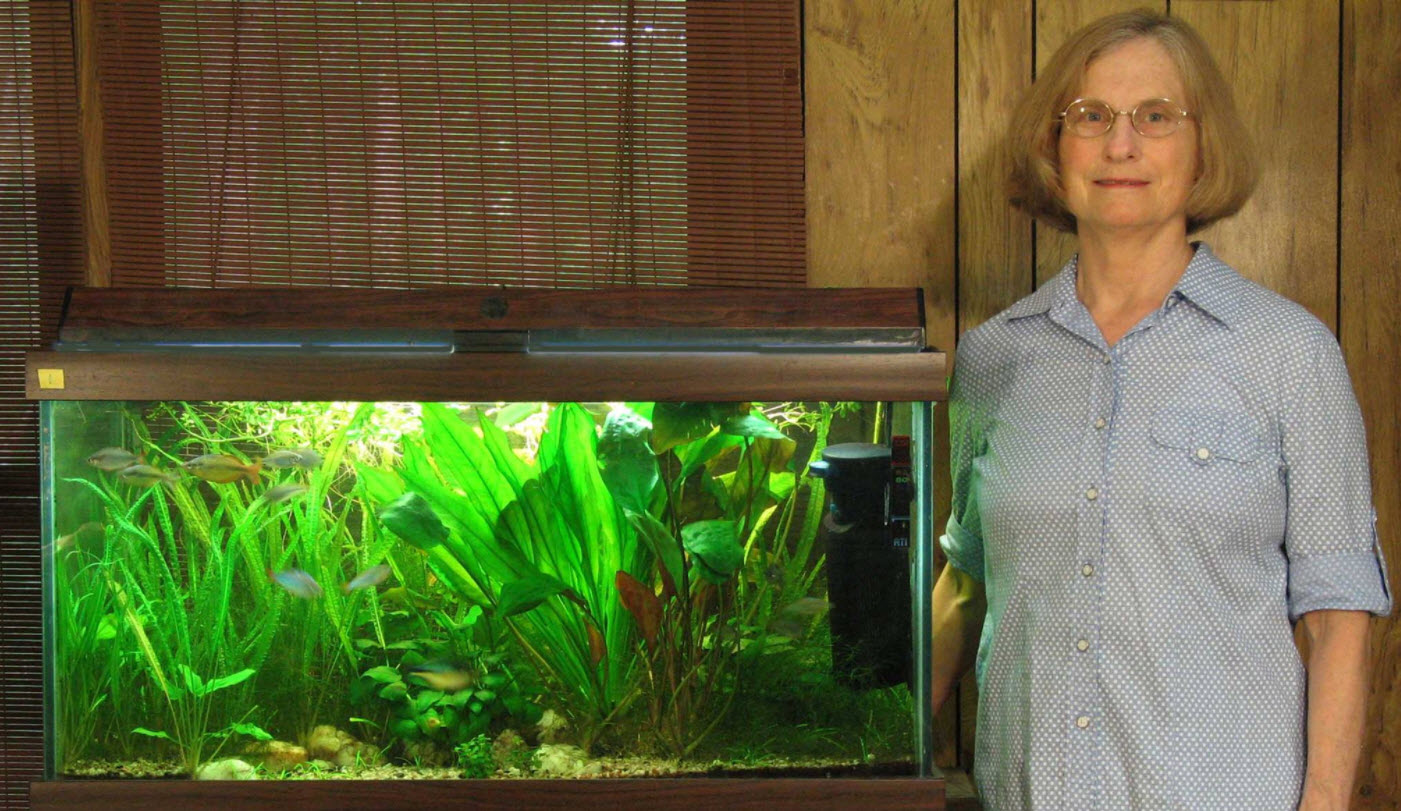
[268,567,322,600]
[342,563,392,594]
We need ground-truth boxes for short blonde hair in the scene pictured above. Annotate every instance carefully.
[1006,9,1257,234]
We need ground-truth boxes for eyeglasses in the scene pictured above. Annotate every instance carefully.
[1057,98,1193,138]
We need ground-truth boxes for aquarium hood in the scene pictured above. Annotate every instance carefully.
[27,286,947,403]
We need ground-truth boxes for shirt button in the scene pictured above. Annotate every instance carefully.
[1081,563,1095,577]
[1085,487,1099,501]
[1075,715,1091,729]
[1076,639,1090,652]
[1196,447,1212,460]
[1093,417,1107,430]
[1101,354,1111,365]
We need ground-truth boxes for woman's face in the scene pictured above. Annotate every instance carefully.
[1057,37,1199,239]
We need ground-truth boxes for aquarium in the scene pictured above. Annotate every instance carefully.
[27,286,946,799]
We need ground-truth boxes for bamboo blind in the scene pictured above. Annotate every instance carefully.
[0,1,82,807]
[93,0,805,289]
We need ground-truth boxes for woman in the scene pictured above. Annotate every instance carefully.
[930,11,1391,811]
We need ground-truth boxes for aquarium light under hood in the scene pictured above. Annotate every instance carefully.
[55,326,927,354]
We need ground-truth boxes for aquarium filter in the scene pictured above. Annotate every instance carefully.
[809,441,914,690]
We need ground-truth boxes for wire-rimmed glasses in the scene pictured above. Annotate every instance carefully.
[1057,98,1193,138]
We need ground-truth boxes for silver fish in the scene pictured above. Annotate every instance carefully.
[116,464,180,487]
[268,567,322,600]
[262,448,321,469]
[262,483,310,504]
[342,563,392,594]
[87,447,141,471]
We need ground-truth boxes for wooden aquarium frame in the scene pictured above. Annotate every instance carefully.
[26,286,947,809]
[27,286,947,402]
[30,777,944,810]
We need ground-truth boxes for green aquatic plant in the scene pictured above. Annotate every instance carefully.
[51,541,123,765]
[349,603,541,759]
[143,400,390,739]
[456,733,495,778]
[367,402,650,752]
[130,664,273,776]
[605,402,801,757]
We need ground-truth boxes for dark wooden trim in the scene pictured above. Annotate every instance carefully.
[26,350,947,403]
[31,777,944,810]
[58,286,925,336]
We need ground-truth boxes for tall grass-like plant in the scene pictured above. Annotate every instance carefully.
[149,401,388,740]
[367,403,649,751]
[58,477,275,774]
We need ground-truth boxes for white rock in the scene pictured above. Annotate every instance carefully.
[194,758,258,780]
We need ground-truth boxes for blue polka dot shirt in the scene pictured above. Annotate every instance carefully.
[940,243,1392,810]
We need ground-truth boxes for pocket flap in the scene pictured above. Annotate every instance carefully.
[1151,406,1265,462]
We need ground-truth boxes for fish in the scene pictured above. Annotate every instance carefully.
[767,596,829,639]
[87,447,141,471]
[116,464,180,488]
[261,448,321,470]
[185,454,262,485]
[406,660,475,693]
[268,567,322,600]
[342,563,392,594]
[261,483,310,504]
[55,522,105,556]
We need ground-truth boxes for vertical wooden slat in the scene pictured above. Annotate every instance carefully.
[1033,0,1162,285]
[1176,0,1339,328]
[74,0,109,287]
[804,0,957,349]
[958,0,1034,332]
[1341,2,1401,807]
[951,0,1034,772]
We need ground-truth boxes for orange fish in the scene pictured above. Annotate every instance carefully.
[185,454,262,484]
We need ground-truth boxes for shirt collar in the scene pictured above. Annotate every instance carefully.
[1001,242,1245,328]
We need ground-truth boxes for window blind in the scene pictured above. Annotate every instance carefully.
[0,0,82,803]
[94,0,805,288]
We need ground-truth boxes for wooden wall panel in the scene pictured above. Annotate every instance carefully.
[958,0,1034,333]
[952,0,1033,772]
[1033,0,1164,285]
[804,0,957,355]
[1341,2,1401,807]
[1176,0,1339,328]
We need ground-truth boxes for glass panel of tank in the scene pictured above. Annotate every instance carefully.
[44,399,926,781]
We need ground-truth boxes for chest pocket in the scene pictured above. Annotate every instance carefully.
[1151,406,1266,464]
[1148,405,1272,515]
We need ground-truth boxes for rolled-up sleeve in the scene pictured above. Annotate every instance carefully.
[940,332,989,583]
[1281,330,1392,619]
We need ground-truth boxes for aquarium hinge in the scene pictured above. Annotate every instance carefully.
[451,330,530,353]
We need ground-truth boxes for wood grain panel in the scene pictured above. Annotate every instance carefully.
[1033,1,1165,285]
[1341,2,1401,807]
[59,286,926,334]
[74,0,111,287]
[1175,0,1339,328]
[25,350,947,404]
[951,0,1035,772]
[958,0,1034,332]
[30,777,944,811]
[804,0,957,354]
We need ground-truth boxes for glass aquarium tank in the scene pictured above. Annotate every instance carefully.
[27,286,946,807]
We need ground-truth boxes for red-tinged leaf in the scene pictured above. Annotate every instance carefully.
[585,619,607,667]
[615,570,663,646]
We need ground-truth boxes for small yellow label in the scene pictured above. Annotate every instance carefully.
[37,368,65,390]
